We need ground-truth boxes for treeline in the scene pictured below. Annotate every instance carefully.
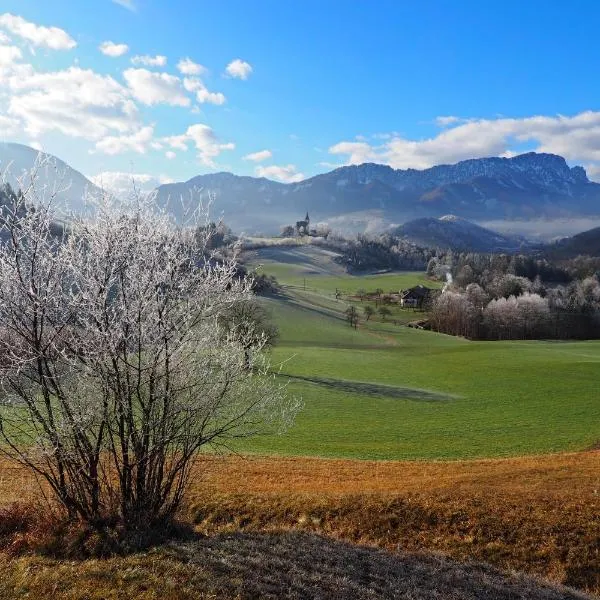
[429,252,600,285]
[338,231,600,283]
[430,275,600,340]
[337,234,431,272]
[332,231,600,340]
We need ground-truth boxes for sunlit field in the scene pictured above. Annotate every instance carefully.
[237,246,600,459]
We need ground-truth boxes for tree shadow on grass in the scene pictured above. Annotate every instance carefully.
[281,373,456,402]
[164,531,591,600]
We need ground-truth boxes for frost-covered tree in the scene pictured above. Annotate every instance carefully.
[465,283,489,310]
[0,180,297,531]
[431,291,477,337]
[483,296,521,339]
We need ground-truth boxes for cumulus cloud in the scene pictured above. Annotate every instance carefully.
[177,57,206,76]
[0,114,20,136]
[0,13,76,50]
[131,54,167,67]
[164,123,234,166]
[243,149,272,162]
[90,171,173,198]
[329,111,600,174]
[4,66,139,140]
[99,41,129,57]
[225,58,252,80]
[182,77,225,105]
[123,68,189,106]
[255,164,304,183]
[165,150,176,159]
[94,125,154,155]
[0,44,21,65]
[196,89,225,105]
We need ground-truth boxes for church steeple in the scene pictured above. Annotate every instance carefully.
[305,211,310,223]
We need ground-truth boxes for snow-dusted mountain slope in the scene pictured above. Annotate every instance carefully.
[0,142,102,214]
[155,152,600,234]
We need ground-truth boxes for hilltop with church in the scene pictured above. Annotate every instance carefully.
[280,212,330,238]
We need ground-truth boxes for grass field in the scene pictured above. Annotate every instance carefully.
[0,244,597,599]
[1,452,598,597]
[238,245,600,460]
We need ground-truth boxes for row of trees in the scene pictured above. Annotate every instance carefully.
[430,276,600,339]
[345,304,391,327]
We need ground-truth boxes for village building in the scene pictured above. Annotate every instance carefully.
[400,285,432,309]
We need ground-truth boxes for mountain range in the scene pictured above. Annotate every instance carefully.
[3,142,600,241]
[154,152,600,234]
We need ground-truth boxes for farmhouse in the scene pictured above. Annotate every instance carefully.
[400,285,432,308]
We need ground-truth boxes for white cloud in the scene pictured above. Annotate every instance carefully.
[435,116,464,127]
[0,114,20,136]
[94,125,154,155]
[5,66,139,140]
[165,151,176,160]
[182,77,225,105]
[177,57,206,76]
[90,171,173,198]
[0,13,76,50]
[182,77,201,92]
[0,44,21,65]
[0,32,10,44]
[243,149,272,162]
[329,111,600,172]
[196,88,226,105]
[112,0,136,11]
[131,54,167,67]
[164,123,234,166]
[123,68,189,106]
[255,164,304,183]
[99,41,129,57]
[225,58,252,80]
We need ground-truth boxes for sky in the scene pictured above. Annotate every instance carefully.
[2,0,600,194]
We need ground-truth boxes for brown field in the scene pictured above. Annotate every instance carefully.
[0,451,598,598]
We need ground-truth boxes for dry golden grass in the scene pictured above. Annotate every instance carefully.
[185,451,600,596]
[189,450,600,497]
[0,451,598,598]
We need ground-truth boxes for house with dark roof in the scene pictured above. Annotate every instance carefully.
[399,285,432,308]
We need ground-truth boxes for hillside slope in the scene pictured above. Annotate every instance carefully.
[395,214,530,251]
[549,225,600,257]
[0,142,102,214]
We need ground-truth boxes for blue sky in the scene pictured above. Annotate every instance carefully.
[2,0,600,193]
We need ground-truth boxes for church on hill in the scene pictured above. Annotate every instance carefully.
[295,212,310,236]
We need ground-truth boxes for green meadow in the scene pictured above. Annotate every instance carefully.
[238,246,600,460]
